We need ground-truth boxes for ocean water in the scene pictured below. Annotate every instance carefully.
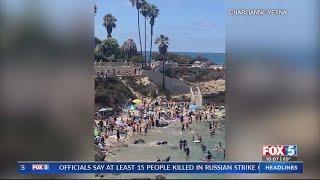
[104,109,225,179]
[173,52,225,65]
[106,119,225,179]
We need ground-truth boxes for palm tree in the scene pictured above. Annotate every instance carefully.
[140,0,150,67]
[155,34,169,90]
[103,14,117,38]
[129,0,143,60]
[148,4,159,66]
[121,39,137,60]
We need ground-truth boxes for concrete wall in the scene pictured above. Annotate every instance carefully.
[95,66,142,77]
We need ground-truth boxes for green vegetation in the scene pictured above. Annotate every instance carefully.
[121,38,138,59]
[95,77,135,110]
[148,4,159,65]
[140,0,149,66]
[123,76,158,99]
[152,52,215,65]
[95,0,162,67]
[129,0,143,56]
[155,34,170,90]
[103,13,117,38]
[95,38,120,62]
[163,67,224,82]
[130,55,144,63]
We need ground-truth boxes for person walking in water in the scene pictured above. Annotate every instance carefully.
[181,123,185,132]
[179,139,183,150]
[180,115,184,124]
[206,150,212,161]
[183,140,188,152]
[185,146,190,157]
[201,144,207,152]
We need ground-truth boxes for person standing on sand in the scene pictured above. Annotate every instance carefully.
[206,150,212,161]
[185,146,190,157]
[181,123,185,132]
[183,140,188,152]
[124,127,128,139]
[133,123,136,136]
[186,122,189,131]
[156,118,159,127]
[116,128,120,142]
[144,125,148,136]
[151,116,155,127]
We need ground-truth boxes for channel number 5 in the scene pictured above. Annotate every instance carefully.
[287,145,297,156]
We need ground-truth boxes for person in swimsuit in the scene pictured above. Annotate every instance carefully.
[206,150,212,161]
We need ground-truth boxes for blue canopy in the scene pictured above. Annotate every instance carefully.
[189,104,199,110]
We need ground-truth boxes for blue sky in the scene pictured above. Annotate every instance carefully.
[95,0,225,53]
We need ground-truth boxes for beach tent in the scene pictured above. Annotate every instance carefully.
[189,104,199,112]
[132,99,142,104]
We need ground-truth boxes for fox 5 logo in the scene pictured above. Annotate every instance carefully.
[32,164,50,170]
[263,145,297,156]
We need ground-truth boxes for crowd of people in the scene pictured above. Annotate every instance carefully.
[94,95,225,162]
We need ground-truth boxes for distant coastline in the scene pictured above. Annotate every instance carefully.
[172,52,225,65]
[146,51,225,65]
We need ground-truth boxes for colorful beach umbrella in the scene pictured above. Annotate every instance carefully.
[130,105,136,111]
[132,99,142,104]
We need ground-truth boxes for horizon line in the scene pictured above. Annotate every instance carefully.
[141,50,226,54]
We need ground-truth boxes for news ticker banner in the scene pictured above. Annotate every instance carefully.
[18,161,303,174]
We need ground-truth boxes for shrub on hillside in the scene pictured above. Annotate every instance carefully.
[95,77,135,110]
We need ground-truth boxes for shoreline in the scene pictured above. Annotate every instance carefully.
[95,107,225,162]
